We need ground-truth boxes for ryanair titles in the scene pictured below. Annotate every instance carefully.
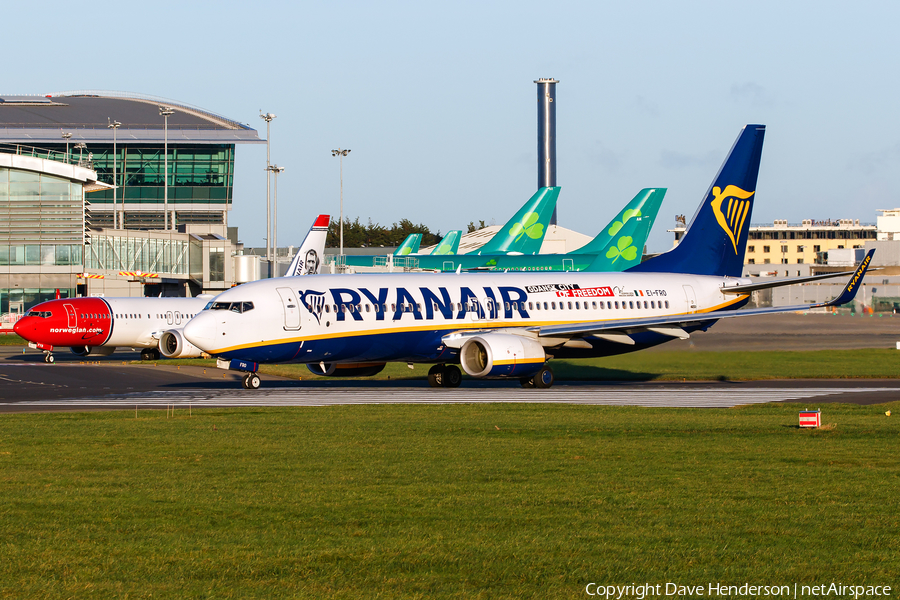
[297,283,669,324]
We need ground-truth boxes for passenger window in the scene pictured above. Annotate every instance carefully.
[629,301,634,309]
[592,302,597,309]
[551,302,556,310]
[543,302,548,310]
[324,305,330,313]
[528,302,533,310]
[665,301,669,309]
[568,302,573,310]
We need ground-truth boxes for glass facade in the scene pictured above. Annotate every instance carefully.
[57,143,234,205]
[0,168,85,265]
[85,234,189,275]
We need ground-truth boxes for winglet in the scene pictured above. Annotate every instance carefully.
[827,249,875,307]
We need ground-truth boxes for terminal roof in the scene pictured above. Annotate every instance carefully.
[0,92,263,144]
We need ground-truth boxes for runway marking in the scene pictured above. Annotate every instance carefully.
[0,387,896,409]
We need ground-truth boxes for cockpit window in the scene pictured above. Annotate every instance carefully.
[25,310,51,318]
[210,301,254,313]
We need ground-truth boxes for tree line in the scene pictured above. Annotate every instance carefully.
[325,218,492,249]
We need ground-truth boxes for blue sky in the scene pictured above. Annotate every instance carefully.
[6,0,900,252]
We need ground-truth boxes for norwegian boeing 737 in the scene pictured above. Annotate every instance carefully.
[15,215,330,362]
[182,125,874,389]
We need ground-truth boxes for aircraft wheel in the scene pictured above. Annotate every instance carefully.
[520,376,534,389]
[140,349,152,361]
[427,364,444,388]
[442,365,462,388]
[243,373,261,390]
[46,354,55,364]
[533,365,554,389]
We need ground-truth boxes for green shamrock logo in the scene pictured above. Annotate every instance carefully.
[484,258,497,267]
[398,247,412,255]
[607,209,642,236]
[434,245,452,255]
[509,212,545,242]
[605,236,638,263]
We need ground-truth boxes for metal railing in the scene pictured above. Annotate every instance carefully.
[0,143,93,168]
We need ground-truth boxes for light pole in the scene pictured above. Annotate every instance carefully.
[331,148,351,255]
[74,143,87,166]
[260,111,276,273]
[159,106,174,230]
[61,131,72,164]
[267,164,285,273]
[107,119,121,229]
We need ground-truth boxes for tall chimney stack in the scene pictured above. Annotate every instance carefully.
[535,78,558,225]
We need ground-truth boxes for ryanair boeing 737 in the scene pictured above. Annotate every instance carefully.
[182,125,874,389]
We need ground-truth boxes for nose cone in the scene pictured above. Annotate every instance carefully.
[13,318,26,337]
[183,314,216,353]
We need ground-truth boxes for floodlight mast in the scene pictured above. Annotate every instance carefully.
[159,106,175,230]
[267,164,285,272]
[61,131,72,164]
[331,148,351,256]
[107,119,122,229]
[260,111,276,276]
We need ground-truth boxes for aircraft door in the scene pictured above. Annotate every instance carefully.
[683,285,697,312]
[174,311,182,325]
[562,258,574,271]
[63,303,77,328]
[276,287,301,330]
[443,261,455,272]
[166,311,174,325]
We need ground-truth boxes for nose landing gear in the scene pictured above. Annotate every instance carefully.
[43,352,54,364]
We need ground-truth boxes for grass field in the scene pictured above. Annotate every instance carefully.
[1,402,898,598]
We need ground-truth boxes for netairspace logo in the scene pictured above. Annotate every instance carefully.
[584,582,893,599]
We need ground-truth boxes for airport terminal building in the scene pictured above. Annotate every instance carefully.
[0,92,263,318]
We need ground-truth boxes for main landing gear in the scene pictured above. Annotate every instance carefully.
[242,372,261,390]
[428,364,462,388]
[520,365,554,389]
[141,348,161,361]
[43,352,55,364]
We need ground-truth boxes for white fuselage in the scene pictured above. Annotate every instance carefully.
[182,271,748,365]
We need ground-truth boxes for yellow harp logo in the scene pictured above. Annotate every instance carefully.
[711,185,754,254]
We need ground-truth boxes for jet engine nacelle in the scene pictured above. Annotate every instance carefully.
[459,334,546,379]
[306,362,387,377]
[159,329,204,358]
[70,346,116,357]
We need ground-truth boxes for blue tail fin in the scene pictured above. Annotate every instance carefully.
[629,125,766,277]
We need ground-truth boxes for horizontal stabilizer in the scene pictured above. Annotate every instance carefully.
[720,267,874,295]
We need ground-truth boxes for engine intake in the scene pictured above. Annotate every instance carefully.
[459,334,546,379]
[159,329,204,358]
